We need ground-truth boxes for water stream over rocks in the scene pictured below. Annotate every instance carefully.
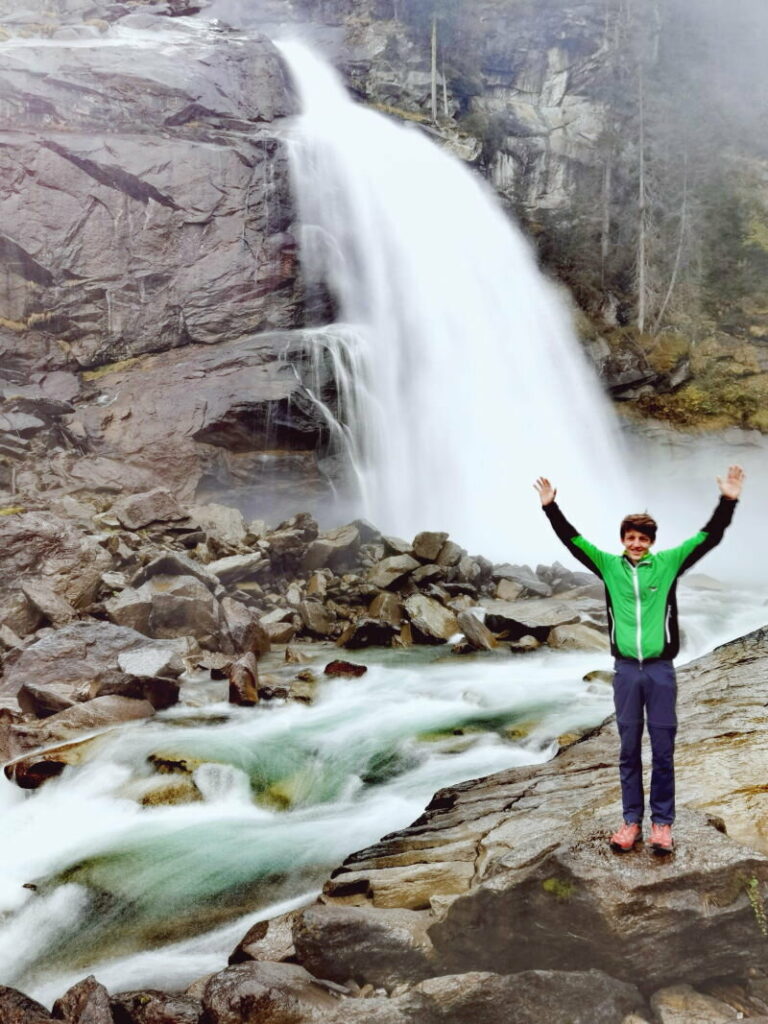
[1,581,763,1003]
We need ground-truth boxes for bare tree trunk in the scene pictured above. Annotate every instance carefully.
[652,157,689,334]
[636,61,647,334]
[431,14,438,123]
[442,62,449,117]
[601,156,612,287]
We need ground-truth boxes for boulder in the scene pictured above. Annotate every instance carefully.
[220,597,271,656]
[456,610,496,651]
[201,962,339,1024]
[131,553,218,593]
[107,576,223,649]
[367,555,420,590]
[264,621,296,644]
[229,912,298,966]
[399,970,645,1024]
[52,975,113,1024]
[228,652,259,706]
[20,579,76,628]
[303,524,361,572]
[110,991,201,1024]
[412,532,449,562]
[547,622,609,651]
[299,601,335,638]
[650,984,740,1024]
[436,541,465,567]
[207,554,268,588]
[324,660,367,679]
[338,618,398,649]
[189,504,248,550]
[117,647,184,679]
[2,621,190,709]
[10,696,156,749]
[0,987,55,1024]
[111,488,186,530]
[293,905,435,988]
[491,564,552,597]
[494,579,524,601]
[404,596,459,644]
[367,592,403,628]
[0,512,111,634]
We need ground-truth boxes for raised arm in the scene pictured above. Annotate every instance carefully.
[663,465,744,573]
[534,477,609,577]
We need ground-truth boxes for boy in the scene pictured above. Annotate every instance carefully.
[534,466,744,854]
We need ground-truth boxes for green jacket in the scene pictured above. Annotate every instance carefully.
[543,497,738,661]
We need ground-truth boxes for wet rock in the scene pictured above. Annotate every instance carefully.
[0,987,55,1024]
[109,990,201,1024]
[412,532,449,562]
[97,674,181,711]
[367,555,420,590]
[324,660,367,678]
[338,618,399,649]
[228,652,259,706]
[52,974,113,1024]
[303,524,361,572]
[456,610,496,651]
[112,489,186,530]
[404,596,458,644]
[229,912,298,966]
[293,905,435,988]
[650,985,739,1024]
[548,622,609,651]
[11,696,156,749]
[201,962,339,1024]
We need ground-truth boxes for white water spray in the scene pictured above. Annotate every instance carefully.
[278,41,635,558]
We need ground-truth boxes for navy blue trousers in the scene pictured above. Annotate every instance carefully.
[613,658,677,825]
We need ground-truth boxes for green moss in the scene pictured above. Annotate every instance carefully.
[542,877,574,900]
[0,506,25,516]
[745,877,768,937]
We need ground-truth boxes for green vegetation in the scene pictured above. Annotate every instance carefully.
[542,877,574,900]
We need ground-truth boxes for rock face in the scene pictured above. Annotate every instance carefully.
[0,24,297,369]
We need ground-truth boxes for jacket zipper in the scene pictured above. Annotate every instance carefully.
[631,564,643,664]
[665,604,672,644]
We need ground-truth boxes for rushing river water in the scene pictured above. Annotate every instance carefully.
[1,580,764,1004]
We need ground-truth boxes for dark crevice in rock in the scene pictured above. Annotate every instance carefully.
[41,141,179,209]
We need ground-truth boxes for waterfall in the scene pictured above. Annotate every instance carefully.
[277,41,635,559]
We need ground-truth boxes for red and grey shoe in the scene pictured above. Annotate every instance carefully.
[609,821,643,852]
[649,823,674,855]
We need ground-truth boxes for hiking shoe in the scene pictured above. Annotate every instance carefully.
[609,822,642,852]
[649,823,674,855]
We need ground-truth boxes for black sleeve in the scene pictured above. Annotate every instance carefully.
[679,496,738,574]
[542,501,605,577]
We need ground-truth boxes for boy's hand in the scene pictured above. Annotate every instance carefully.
[717,464,745,500]
[534,477,557,506]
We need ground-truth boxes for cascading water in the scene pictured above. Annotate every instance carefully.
[277,41,635,558]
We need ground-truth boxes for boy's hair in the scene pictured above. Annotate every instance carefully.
[620,513,657,542]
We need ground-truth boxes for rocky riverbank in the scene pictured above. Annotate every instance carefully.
[0,485,610,775]
[1,612,767,1022]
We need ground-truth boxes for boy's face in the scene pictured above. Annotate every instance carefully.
[622,529,654,563]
